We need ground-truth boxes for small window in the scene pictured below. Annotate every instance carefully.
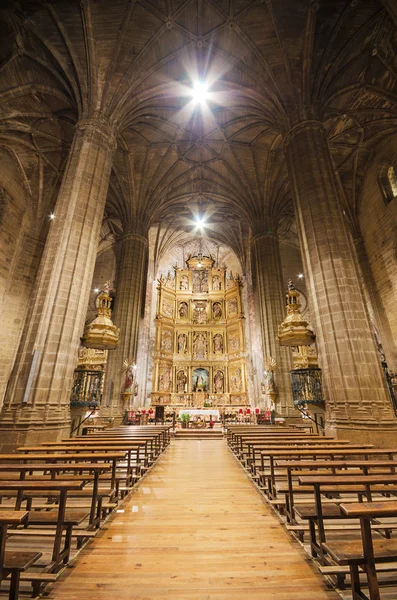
[388,166,397,198]
[378,164,397,205]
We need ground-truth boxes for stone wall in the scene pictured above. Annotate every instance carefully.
[359,140,397,371]
[0,185,44,407]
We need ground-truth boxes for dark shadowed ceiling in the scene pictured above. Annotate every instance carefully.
[1,0,397,259]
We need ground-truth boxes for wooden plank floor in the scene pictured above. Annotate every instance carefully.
[47,440,339,599]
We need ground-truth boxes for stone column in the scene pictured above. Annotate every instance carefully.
[251,229,295,416]
[0,117,116,449]
[103,231,148,419]
[284,120,397,443]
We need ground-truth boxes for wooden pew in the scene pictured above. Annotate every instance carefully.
[19,444,149,491]
[0,481,86,573]
[0,453,125,528]
[0,511,42,600]
[276,458,397,523]
[299,474,397,565]
[12,451,126,490]
[232,434,343,461]
[324,501,397,600]
[84,434,165,456]
[0,426,172,595]
[0,462,110,528]
[242,438,352,472]
[260,448,395,501]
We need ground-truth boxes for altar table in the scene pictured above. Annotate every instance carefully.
[179,409,220,421]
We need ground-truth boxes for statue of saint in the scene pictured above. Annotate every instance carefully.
[214,370,224,393]
[264,369,275,394]
[180,275,189,290]
[122,359,135,393]
[179,302,188,318]
[177,370,187,393]
[213,276,221,290]
[194,332,207,358]
[213,302,222,319]
[177,333,187,353]
[213,333,223,353]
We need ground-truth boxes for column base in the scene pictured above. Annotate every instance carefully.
[325,420,397,447]
[0,422,71,452]
[100,402,125,423]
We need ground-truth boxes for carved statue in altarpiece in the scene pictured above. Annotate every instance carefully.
[193,332,208,359]
[213,333,223,353]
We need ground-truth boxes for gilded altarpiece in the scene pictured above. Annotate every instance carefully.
[151,255,248,408]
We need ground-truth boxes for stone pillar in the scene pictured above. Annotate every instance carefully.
[0,117,116,449]
[251,230,295,416]
[103,232,148,419]
[284,120,397,443]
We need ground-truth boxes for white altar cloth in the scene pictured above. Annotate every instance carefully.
[179,409,220,420]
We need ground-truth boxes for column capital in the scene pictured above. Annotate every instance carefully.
[251,230,278,246]
[119,232,149,248]
[283,120,326,153]
[76,116,117,151]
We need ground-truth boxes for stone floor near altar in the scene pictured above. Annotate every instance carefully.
[46,439,338,599]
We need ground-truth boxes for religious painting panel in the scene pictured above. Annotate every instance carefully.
[230,395,243,405]
[229,366,243,392]
[192,270,209,292]
[227,297,238,317]
[162,298,174,319]
[160,329,173,352]
[158,366,172,392]
[164,272,175,289]
[228,330,240,353]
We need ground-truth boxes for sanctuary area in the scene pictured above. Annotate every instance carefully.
[0,1,396,599]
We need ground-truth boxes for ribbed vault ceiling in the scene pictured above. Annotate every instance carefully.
[1,0,397,254]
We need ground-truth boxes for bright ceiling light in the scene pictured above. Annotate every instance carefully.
[196,215,205,227]
[298,273,304,279]
[191,81,209,104]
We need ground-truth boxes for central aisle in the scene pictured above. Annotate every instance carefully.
[48,440,338,599]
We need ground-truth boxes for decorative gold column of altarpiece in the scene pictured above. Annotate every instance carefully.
[151,255,248,408]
